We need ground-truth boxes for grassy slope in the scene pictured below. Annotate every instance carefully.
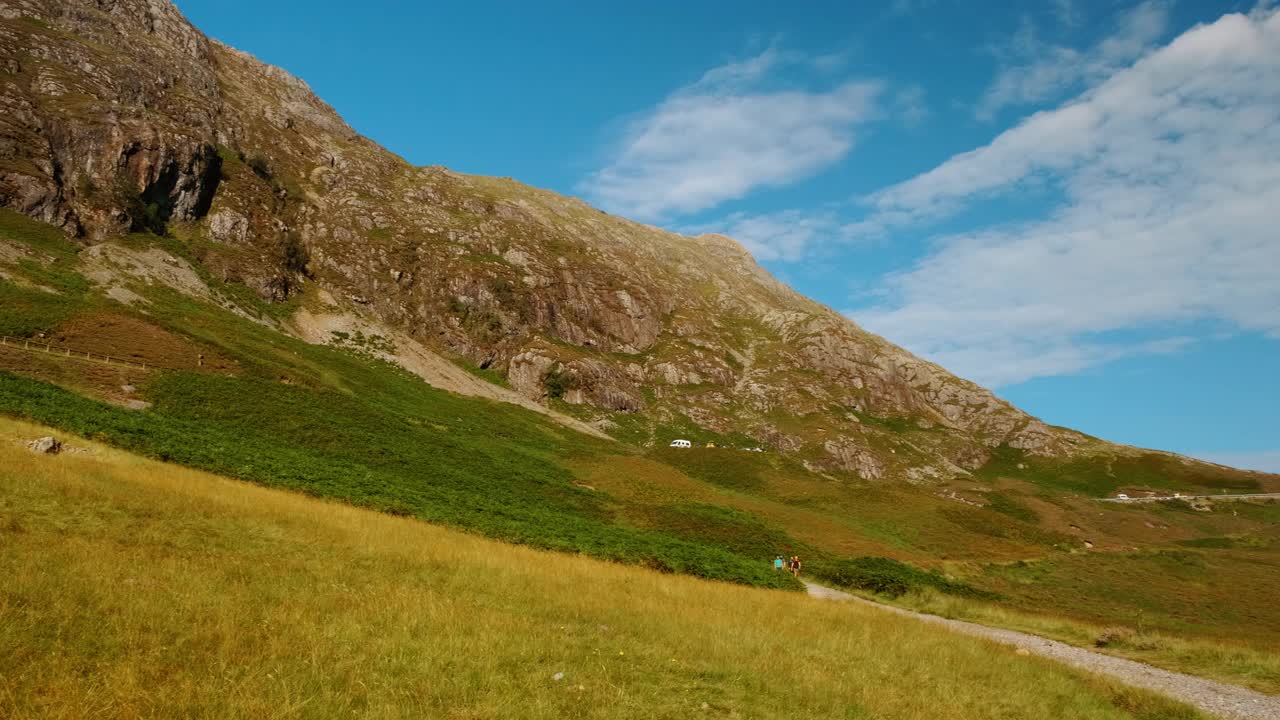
[0,209,800,590]
[0,417,1204,720]
[1,208,1278,690]
[0,361,792,589]
[973,445,1269,497]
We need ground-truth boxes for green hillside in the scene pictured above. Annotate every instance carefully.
[2,208,1279,691]
[0,417,1207,720]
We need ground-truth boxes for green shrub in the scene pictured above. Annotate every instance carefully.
[812,556,994,599]
[543,365,575,399]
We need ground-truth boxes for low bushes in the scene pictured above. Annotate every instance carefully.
[0,369,798,591]
[811,556,994,599]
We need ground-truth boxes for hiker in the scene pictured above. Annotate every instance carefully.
[773,555,784,572]
[791,556,802,578]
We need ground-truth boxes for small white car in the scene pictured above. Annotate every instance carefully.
[1116,493,1129,500]
[669,439,692,449]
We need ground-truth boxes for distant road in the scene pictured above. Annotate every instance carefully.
[1099,493,1280,503]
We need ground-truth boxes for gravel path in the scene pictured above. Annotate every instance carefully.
[804,582,1280,720]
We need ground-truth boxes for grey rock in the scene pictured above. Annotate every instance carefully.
[28,436,61,454]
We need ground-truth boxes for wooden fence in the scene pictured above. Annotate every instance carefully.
[0,335,150,370]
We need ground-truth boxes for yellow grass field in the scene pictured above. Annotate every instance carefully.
[0,417,1203,719]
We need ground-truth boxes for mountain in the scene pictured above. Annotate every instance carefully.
[4,0,1262,487]
[3,0,1280,687]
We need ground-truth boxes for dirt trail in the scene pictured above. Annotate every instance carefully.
[289,298,610,440]
[804,582,1280,720]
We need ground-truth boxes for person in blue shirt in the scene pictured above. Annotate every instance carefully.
[773,555,784,571]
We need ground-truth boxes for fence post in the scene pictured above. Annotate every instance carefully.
[2,336,153,371]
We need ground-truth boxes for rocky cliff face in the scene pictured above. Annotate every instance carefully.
[0,0,1130,480]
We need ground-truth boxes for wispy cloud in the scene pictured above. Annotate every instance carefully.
[893,85,930,126]
[1052,0,1082,29]
[850,7,1280,387]
[578,49,880,221]
[975,1,1169,120]
[682,209,844,262]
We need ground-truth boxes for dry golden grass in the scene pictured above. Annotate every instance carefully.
[0,418,1204,719]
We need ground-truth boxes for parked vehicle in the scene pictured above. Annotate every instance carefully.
[669,439,691,449]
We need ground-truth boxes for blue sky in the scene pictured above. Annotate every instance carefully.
[174,0,1279,472]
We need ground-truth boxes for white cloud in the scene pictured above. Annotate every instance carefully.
[850,8,1280,387]
[578,50,880,221]
[683,210,843,262]
[975,1,1169,120]
[1188,450,1280,474]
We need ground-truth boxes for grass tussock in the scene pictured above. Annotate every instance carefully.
[0,417,1205,720]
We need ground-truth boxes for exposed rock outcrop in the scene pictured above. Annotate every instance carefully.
[0,0,1182,481]
[27,435,60,454]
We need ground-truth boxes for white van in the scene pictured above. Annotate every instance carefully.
[669,439,692,449]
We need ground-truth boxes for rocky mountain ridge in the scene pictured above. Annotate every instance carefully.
[0,0,1251,482]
